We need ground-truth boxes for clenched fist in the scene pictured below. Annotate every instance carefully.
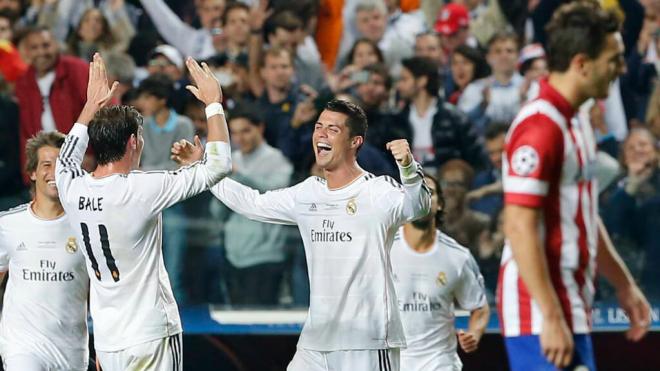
[386,139,413,167]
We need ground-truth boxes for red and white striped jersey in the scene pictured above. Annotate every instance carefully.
[497,79,599,337]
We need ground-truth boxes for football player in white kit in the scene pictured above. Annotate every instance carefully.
[391,174,490,371]
[54,54,232,371]
[172,99,431,371]
[0,131,89,370]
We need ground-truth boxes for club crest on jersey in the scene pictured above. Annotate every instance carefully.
[346,198,357,215]
[436,272,447,286]
[511,145,539,176]
[65,237,78,254]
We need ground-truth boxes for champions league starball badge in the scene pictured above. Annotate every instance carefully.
[346,198,357,215]
[65,237,78,254]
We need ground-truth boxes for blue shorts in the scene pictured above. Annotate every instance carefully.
[504,334,596,371]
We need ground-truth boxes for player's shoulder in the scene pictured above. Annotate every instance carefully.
[0,203,29,222]
[510,99,567,135]
[372,174,403,191]
[437,232,471,260]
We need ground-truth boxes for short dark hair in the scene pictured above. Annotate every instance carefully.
[401,56,440,96]
[0,9,17,24]
[545,0,620,73]
[324,99,368,140]
[228,106,264,127]
[453,45,491,81]
[137,73,174,100]
[484,122,509,140]
[486,30,520,51]
[264,11,303,39]
[89,106,143,165]
[221,1,249,25]
[25,131,65,175]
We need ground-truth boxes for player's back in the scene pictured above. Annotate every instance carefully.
[62,172,181,352]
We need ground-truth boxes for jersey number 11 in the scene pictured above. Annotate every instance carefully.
[80,223,121,282]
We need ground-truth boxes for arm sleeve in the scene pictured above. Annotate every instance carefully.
[455,254,488,311]
[138,0,206,58]
[210,177,299,225]
[55,123,89,199]
[0,227,9,272]
[376,161,432,226]
[139,141,232,215]
[503,114,564,208]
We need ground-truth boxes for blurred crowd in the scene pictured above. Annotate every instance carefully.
[0,0,658,308]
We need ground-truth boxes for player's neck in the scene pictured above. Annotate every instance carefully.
[403,222,436,253]
[31,196,64,220]
[323,162,364,190]
[93,158,133,177]
[547,72,588,109]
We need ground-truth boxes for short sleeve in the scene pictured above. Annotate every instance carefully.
[454,254,487,311]
[503,114,564,208]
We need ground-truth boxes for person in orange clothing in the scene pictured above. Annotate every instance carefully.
[0,10,27,82]
[315,0,344,70]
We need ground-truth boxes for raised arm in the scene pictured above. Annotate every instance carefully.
[383,139,431,225]
[55,53,118,195]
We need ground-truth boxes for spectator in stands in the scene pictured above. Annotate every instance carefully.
[216,1,250,60]
[146,44,189,113]
[139,0,225,59]
[328,38,384,95]
[458,30,523,134]
[414,31,446,69]
[603,127,660,296]
[135,73,195,304]
[14,26,88,180]
[517,43,548,102]
[0,85,25,210]
[103,52,135,103]
[65,7,134,62]
[216,109,293,305]
[434,3,474,60]
[0,0,21,20]
[205,52,251,109]
[395,56,484,172]
[438,159,490,256]
[468,122,506,218]
[448,44,489,105]
[646,81,660,139]
[0,9,26,83]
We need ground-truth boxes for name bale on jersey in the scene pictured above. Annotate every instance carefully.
[79,196,103,211]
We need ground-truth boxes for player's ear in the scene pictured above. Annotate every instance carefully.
[129,134,137,150]
[350,135,363,149]
[29,171,37,182]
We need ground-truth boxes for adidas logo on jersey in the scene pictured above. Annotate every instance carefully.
[309,203,317,212]
[16,242,27,251]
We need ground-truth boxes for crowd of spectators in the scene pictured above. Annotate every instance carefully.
[0,0,658,308]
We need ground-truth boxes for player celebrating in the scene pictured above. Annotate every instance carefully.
[54,54,232,371]
[391,173,490,371]
[499,1,650,370]
[0,132,89,370]
[172,99,431,370]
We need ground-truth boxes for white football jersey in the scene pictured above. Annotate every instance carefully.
[0,203,89,370]
[55,124,231,351]
[211,164,431,351]
[391,229,486,371]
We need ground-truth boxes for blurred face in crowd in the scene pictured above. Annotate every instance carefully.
[525,58,548,81]
[582,32,626,100]
[440,168,469,212]
[184,102,207,136]
[623,129,658,170]
[198,0,225,30]
[396,67,424,101]
[0,0,20,14]
[135,93,166,117]
[356,8,386,42]
[415,33,445,67]
[0,16,10,41]
[356,72,388,108]
[351,41,380,68]
[451,52,476,90]
[440,28,469,54]
[147,55,182,81]
[30,146,60,202]
[224,7,249,47]
[261,50,294,91]
[25,31,59,77]
[485,133,505,169]
[313,110,361,170]
[78,8,104,42]
[487,38,518,76]
[268,27,300,55]
[229,117,264,155]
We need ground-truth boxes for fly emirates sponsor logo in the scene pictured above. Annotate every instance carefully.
[399,291,442,312]
[22,259,76,282]
[310,219,353,243]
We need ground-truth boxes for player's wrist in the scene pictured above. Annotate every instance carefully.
[205,102,225,119]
